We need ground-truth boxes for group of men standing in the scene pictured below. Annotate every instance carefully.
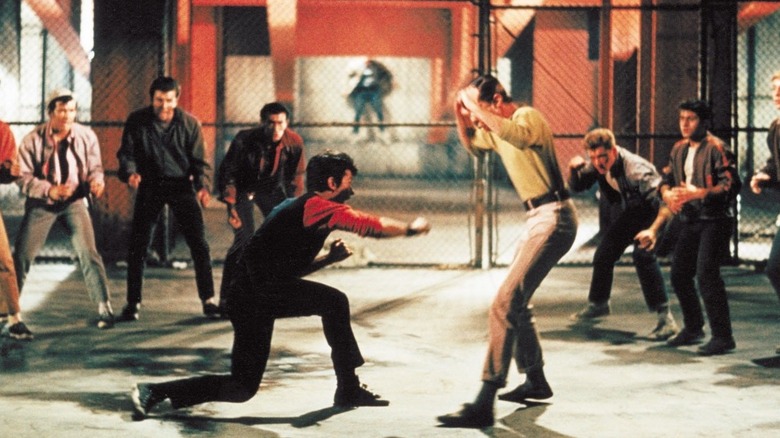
[0,76,310,340]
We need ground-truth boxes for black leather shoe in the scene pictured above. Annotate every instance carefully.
[437,403,494,428]
[666,328,705,346]
[697,336,736,356]
[498,381,553,403]
[218,302,230,319]
[118,303,140,322]
[334,383,389,407]
[203,302,220,319]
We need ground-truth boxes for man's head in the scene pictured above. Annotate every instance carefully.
[772,70,780,111]
[149,76,180,123]
[678,99,711,141]
[260,102,290,142]
[465,75,513,129]
[583,128,618,175]
[47,88,77,134]
[306,150,359,203]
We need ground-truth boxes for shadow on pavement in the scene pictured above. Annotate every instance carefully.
[164,405,352,428]
[156,406,352,437]
[752,356,780,368]
[500,401,573,438]
[544,321,637,346]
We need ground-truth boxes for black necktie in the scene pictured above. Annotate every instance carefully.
[58,140,69,184]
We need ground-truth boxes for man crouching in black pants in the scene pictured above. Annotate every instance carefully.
[131,150,431,419]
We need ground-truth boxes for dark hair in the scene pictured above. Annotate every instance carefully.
[583,128,616,151]
[149,76,181,99]
[469,75,512,103]
[260,102,290,122]
[306,150,358,192]
[679,99,712,122]
[47,95,75,114]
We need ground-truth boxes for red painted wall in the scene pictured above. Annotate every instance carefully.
[296,5,450,58]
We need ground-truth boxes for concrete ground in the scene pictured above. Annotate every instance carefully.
[2,263,780,438]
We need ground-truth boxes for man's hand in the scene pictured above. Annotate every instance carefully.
[223,185,237,205]
[407,217,432,236]
[128,173,142,189]
[3,160,20,177]
[197,188,211,208]
[48,184,75,202]
[227,206,242,230]
[634,229,657,251]
[326,239,353,263]
[670,182,703,207]
[751,172,770,194]
[458,87,480,113]
[569,155,587,171]
[90,180,105,198]
[661,187,685,214]
[454,95,471,118]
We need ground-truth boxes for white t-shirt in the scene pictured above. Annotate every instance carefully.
[684,143,699,185]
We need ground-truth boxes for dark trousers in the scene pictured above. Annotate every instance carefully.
[588,205,668,311]
[352,88,384,133]
[670,218,733,338]
[765,229,780,301]
[154,278,365,408]
[218,191,285,306]
[126,179,214,304]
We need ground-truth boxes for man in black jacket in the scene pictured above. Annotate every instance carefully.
[636,99,740,356]
[568,128,678,340]
[216,102,305,315]
[117,76,217,321]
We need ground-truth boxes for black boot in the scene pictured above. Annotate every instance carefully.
[498,369,553,403]
[437,382,498,428]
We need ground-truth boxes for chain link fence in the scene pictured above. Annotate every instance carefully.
[736,2,780,267]
[1,1,780,268]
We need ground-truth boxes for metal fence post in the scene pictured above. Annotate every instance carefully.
[473,152,486,268]
[471,0,492,268]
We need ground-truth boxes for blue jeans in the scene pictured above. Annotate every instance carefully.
[352,88,384,133]
[13,198,110,303]
[588,204,668,311]
[483,200,577,385]
[670,218,733,338]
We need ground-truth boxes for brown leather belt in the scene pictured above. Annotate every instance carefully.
[523,189,570,211]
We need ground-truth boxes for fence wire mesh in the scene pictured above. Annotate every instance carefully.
[1,1,779,269]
